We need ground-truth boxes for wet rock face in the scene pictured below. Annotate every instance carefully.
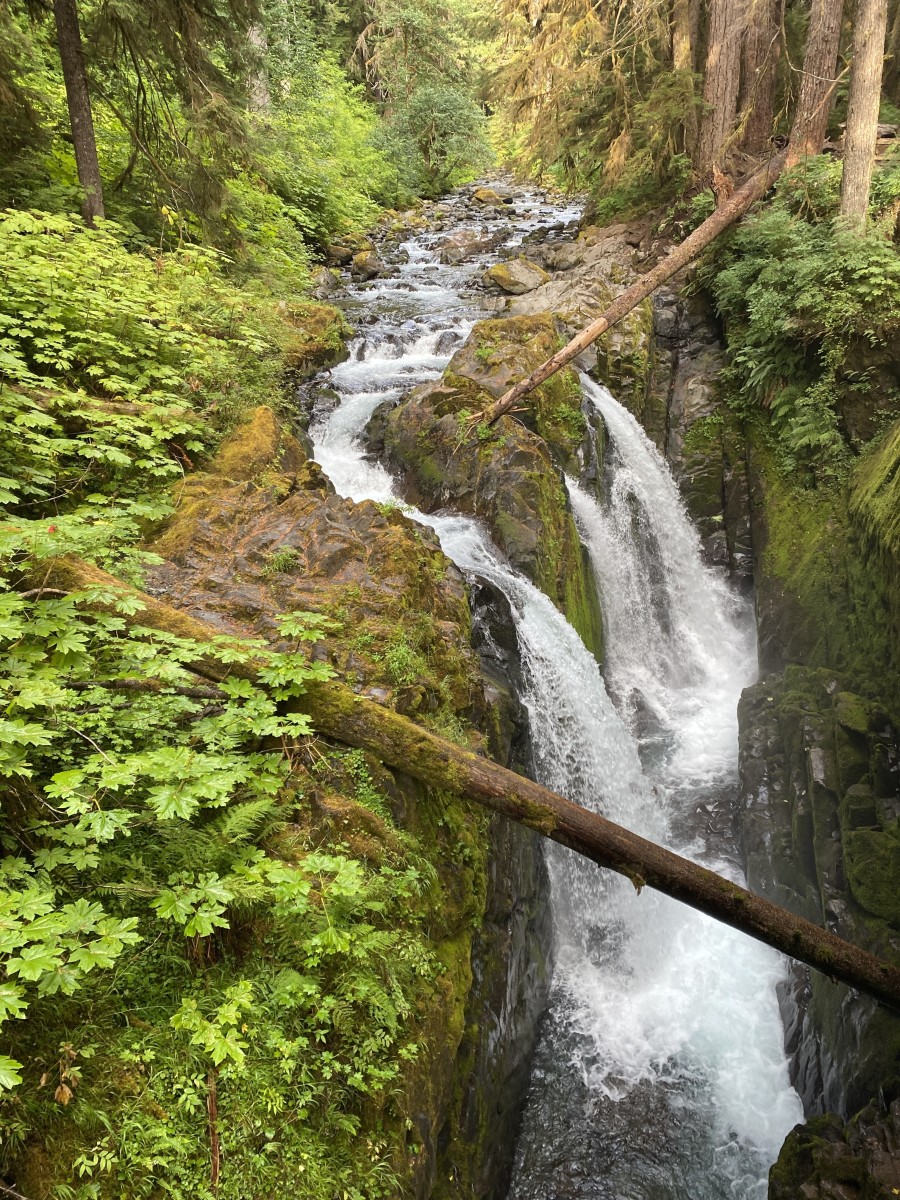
[769,1100,900,1200]
[375,313,605,662]
[738,668,900,1115]
[433,581,553,1200]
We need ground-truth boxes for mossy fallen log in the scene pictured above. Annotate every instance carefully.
[29,554,900,1012]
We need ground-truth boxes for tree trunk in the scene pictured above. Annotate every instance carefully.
[27,554,900,1014]
[672,0,698,152]
[52,0,104,224]
[695,0,748,175]
[884,0,900,101]
[786,0,845,165]
[689,0,702,69]
[839,0,888,224]
[739,0,781,155]
[484,148,788,427]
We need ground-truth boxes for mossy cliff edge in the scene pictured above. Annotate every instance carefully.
[9,402,552,1200]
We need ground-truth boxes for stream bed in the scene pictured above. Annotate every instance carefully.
[304,184,804,1198]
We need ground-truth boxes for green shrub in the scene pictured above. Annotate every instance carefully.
[701,165,900,476]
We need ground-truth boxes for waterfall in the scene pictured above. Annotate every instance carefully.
[504,377,803,1199]
[307,186,802,1199]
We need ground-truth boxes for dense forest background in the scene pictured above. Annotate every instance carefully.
[1,0,900,1196]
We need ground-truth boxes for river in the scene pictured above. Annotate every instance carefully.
[305,183,803,1199]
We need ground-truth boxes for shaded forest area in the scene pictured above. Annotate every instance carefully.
[1,0,900,1197]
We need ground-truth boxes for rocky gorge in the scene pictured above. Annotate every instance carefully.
[308,179,900,1196]
[46,179,897,1200]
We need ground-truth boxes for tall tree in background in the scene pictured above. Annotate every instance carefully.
[694,0,748,177]
[786,0,845,164]
[738,0,781,155]
[52,0,104,223]
[839,0,888,224]
[671,0,698,151]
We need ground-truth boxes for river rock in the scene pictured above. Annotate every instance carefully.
[351,249,385,279]
[483,256,550,294]
[310,266,344,299]
[326,233,373,265]
[439,230,494,265]
[472,187,507,206]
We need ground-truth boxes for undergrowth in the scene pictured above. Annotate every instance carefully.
[0,198,472,1199]
[700,157,900,481]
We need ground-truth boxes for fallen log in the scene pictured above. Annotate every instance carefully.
[484,148,788,426]
[27,555,900,1012]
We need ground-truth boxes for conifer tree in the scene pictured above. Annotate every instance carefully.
[839,0,888,224]
[694,0,749,177]
[52,0,104,223]
[787,0,845,164]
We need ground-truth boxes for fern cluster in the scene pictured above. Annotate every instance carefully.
[701,160,900,477]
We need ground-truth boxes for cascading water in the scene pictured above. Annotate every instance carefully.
[305,184,802,1198]
[505,376,803,1199]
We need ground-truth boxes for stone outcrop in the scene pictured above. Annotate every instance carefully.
[141,404,554,1200]
[371,313,605,662]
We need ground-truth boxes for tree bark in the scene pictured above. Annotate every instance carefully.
[839,0,889,224]
[786,0,845,165]
[672,0,698,152]
[484,148,788,427]
[27,553,900,1014]
[884,1,900,101]
[739,0,781,155]
[52,0,104,224]
[695,0,748,175]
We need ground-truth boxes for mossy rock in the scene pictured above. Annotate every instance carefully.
[845,827,900,925]
[483,256,550,295]
[380,316,604,661]
[472,187,506,206]
[769,1101,900,1200]
[279,301,349,377]
[748,430,899,713]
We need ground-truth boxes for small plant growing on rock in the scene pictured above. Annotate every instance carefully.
[261,546,300,576]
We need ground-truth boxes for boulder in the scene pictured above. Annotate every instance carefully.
[310,266,343,299]
[439,229,495,265]
[483,256,550,295]
[350,249,385,280]
[326,233,373,266]
[473,187,507,206]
